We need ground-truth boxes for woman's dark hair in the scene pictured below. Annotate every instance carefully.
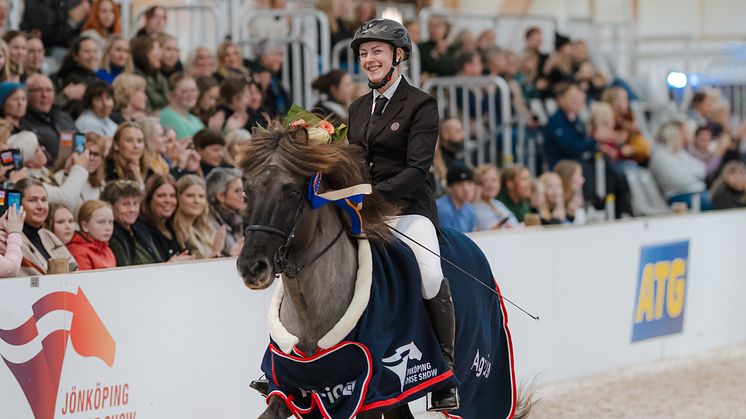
[311,69,346,97]
[219,77,248,105]
[196,75,218,96]
[140,173,177,234]
[101,179,144,204]
[144,6,165,20]
[1,30,24,45]
[130,36,159,75]
[82,80,114,110]
[58,36,96,73]
[167,71,193,92]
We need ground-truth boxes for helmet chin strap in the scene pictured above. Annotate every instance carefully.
[368,52,400,90]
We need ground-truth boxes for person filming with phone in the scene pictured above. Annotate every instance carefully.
[0,196,26,278]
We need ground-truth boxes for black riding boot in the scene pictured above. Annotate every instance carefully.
[425,278,460,411]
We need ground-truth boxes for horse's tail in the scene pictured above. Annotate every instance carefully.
[513,387,536,419]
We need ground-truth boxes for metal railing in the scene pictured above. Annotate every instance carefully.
[331,39,421,88]
[421,76,512,167]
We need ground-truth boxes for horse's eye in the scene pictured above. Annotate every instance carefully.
[288,190,300,199]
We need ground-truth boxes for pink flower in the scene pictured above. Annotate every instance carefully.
[290,119,308,129]
[319,120,335,135]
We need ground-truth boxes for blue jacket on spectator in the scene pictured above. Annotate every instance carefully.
[436,195,476,233]
[543,109,597,169]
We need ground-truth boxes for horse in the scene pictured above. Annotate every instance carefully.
[236,123,527,419]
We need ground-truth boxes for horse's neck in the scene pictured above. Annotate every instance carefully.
[279,207,358,355]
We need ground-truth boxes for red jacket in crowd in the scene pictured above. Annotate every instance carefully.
[66,232,116,271]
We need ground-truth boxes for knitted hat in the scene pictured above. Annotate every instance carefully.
[446,163,474,186]
[7,130,39,163]
[193,128,225,149]
[0,82,25,110]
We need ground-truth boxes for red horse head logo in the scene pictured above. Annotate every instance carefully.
[0,287,116,419]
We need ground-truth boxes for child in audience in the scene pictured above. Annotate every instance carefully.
[44,204,75,245]
[66,200,116,270]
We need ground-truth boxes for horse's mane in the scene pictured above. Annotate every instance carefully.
[237,121,397,242]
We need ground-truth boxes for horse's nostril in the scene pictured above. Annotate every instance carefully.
[248,259,269,277]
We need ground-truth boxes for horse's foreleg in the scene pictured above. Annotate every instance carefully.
[257,396,292,419]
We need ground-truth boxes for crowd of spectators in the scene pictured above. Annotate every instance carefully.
[0,0,741,276]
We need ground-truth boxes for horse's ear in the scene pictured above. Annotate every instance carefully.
[290,128,309,144]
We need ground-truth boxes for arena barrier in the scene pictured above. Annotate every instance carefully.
[237,8,330,109]
[421,76,513,167]
[3,209,742,417]
[331,39,422,88]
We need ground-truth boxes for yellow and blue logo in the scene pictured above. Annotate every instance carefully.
[631,240,689,342]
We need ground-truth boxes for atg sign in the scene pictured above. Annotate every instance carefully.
[631,240,690,342]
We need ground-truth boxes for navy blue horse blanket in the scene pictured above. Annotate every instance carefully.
[261,227,516,418]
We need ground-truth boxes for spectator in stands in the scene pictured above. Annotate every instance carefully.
[497,164,532,222]
[131,36,169,111]
[574,60,607,102]
[542,33,575,93]
[218,78,252,131]
[157,33,183,79]
[249,0,290,40]
[404,20,421,45]
[452,30,478,53]
[186,47,217,79]
[75,81,117,137]
[435,118,466,174]
[193,75,221,129]
[0,0,8,37]
[66,199,115,270]
[206,168,245,256]
[101,179,162,266]
[25,36,45,76]
[601,86,650,164]
[193,128,229,177]
[311,70,353,125]
[689,126,730,183]
[139,174,191,261]
[538,172,568,224]
[54,37,100,118]
[160,73,204,141]
[319,0,355,48]
[524,27,547,74]
[21,0,88,51]
[105,122,150,184]
[436,163,476,233]
[650,120,711,210]
[472,164,519,230]
[215,41,250,82]
[0,40,12,82]
[9,130,91,210]
[246,81,268,129]
[418,16,458,77]
[161,125,201,178]
[3,31,27,81]
[137,117,171,176]
[53,132,105,216]
[44,203,74,245]
[0,197,25,277]
[111,73,147,123]
[555,159,586,224]
[223,128,250,167]
[710,161,746,210]
[16,177,78,276]
[96,35,132,85]
[686,90,715,132]
[0,81,27,131]
[80,0,121,50]
[250,39,290,117]
[352,0,376,29]
[544,82,597,168]
[136,6,167,38]
[174,174,224,259]
[589,101,626,162]
[477,29,497,53]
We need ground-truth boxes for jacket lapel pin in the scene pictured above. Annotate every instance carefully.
[390,122,400,132]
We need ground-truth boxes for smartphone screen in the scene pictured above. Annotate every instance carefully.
[0,190,6,217]
[7,190,20,213]
[74,133,86,154]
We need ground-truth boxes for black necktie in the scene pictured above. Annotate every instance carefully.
[366,96,389,141]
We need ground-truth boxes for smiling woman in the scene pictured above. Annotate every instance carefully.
[173,174,224,259]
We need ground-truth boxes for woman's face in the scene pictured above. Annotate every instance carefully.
[98,0,116,30]
[109,39,130,68]
[76,39,100,71]
[330,74,354,105]
[247,84,263,110]
[726,168,746,191]
[87,142,103,172]
[149,123,167,155]
[3,89,26,119]
[112,196,140,227]
[7,35,26,66]
[219,178,246,212]
[0,49,7,70]
[222,45,242,69]
[51,207,75,244]
[231,86,251,112]
[116,126,145,162]
[129,89,148,112]
[613,89,629,112]
[82,206,114,242]
[22,185,48,227]
[193,48,215,76]
[173,78,199,110]
[147,42,162,70]
[358,41,396,85]
[178,184,206,218]
[92,92,114,118]
[199,85,219,111]
[479,168,501,200]
[543,177,564,204]
[163,128,178,160]
[146,7,167,34]
[151,183,177,220]
[28,144,48,168]
[161,38,180,69]
[570,167,584,191]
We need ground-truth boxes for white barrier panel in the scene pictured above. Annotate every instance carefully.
[1,210,745,417]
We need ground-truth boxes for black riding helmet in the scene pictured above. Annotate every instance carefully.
[351,19,412,89]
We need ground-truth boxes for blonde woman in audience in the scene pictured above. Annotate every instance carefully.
[223,128,251,166]
[53,132,106,216]
[66,200,116,270]
[554,159,586,224]
[0,196,25,277]
[186,47,217,78]
[105,122,151,184]
[601,86,650,164]
[112,73,148,122]
[0,39,13,81]
[8,131,91,211]
[538,172,568,224]
[16,178,78,276]
[710,160,746,210]
[44,204,75,245]
[173,174,225,259]
[472,165,519,230]
[215,41,250,82]
[157,33,183,79]
[137,117,171,176]
[96,35,133,84]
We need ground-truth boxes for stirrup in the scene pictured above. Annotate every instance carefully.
[250,377,270,397]
[426,386,460,412]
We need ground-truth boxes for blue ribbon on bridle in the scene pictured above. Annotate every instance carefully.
[307,172,372,235]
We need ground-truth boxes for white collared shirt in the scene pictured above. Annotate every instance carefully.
[371,75,403,115]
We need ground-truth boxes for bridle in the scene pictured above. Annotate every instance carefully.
[243,179,345,279]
